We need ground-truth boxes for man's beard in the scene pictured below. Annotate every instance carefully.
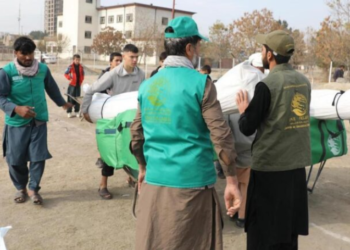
[262,54,269,70]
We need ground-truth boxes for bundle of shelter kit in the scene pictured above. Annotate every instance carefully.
[87,61,349,182]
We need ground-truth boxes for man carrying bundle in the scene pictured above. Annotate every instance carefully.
[82,44,145,199]
[130,16,241,250]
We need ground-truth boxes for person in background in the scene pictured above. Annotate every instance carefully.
[333,65,345,82]
[150,51,167,77]
[64,54,84,118]
[98,52,122,80]
[0,36,72,205]
[199,64,212,80]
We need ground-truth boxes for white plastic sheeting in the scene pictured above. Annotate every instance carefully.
[0,226,11,250]
[310,89,350,120]
[215,60,266,114]
[88,91,138,123]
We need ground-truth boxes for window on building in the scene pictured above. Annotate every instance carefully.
[85,16,92,24]
[108,15,114,24]
[85,31,92,39]
[126,14,133,22]
[162,17,169,26]
[84,46,91,54]
[125,31,132,39]
[117,15,123,23]
[100,17,105,24]
[86,0,93,3]
[58,21,63,27]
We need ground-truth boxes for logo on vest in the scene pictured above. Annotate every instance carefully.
[327,134,341,156]
[285,92,309,130]
[144,78,171,124]
[12,76,23,81]
[147,78,168,107]
[291,92,307,117]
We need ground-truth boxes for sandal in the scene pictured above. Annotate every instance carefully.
[14,190,27,203]
[98,187,113,199]
[30,193,43,205]
[126,177,136,188]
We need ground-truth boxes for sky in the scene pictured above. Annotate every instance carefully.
[0,0,330,35]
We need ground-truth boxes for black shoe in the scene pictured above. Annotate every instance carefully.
[95,158,105,168]
[235,218,245,228]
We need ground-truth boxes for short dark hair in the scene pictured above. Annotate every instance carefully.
[201,65,211,74]
[164,27,201,56]
[73,54,81,59]
[123,44,138,53]
[159,51,167,61]
[110,52,122,62]
[264,45,291,64]
[13,36,36,54]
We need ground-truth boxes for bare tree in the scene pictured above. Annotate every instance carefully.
[91,27,125,57]
[56,33,70,55]
[201,21,231,68]
[228,9,283,62]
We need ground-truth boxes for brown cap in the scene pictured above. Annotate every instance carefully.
[256,30,294,57]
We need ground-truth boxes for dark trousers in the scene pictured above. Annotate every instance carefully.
[9,161,45,192]
[245,168,308,250]
[247,226,298,250]
[101,161,114,177]
[67,85,81,113]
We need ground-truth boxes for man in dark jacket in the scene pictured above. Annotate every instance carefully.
[150,51,167,77]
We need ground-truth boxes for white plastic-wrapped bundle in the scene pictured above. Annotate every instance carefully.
[215,60,265,114]
[88,91,138,123]
[310,89,350,120]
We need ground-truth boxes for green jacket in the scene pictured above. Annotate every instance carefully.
[252,63,311,171]
[3,62,48,127]
[139,67,216,188]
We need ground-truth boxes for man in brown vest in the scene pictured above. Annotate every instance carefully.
[236,30,311,250]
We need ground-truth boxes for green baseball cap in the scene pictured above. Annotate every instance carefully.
[165,16,209,41]
[256,30,295,57]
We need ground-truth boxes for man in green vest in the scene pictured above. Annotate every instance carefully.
[0,37,72,205]
[130,16,241,250]
[236,30,311,249]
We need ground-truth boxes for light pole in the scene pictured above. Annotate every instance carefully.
[172,0,175,19]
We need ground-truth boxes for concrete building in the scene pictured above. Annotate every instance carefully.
[44,0,64,36]
[56,0,194,64]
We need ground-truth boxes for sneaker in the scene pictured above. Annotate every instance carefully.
[67,113,72,118]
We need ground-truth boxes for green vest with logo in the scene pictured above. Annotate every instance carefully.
[3,62,49,127]
[139,67,216,188]
[252,63,311,171]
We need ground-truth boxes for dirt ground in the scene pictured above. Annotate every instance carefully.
[0,63,350,250]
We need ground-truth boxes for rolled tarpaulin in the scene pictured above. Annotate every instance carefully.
[215,60,266,115]
[310,89,350,120]
[88,91,138,123]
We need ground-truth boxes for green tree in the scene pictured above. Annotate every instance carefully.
[29,30,48,40]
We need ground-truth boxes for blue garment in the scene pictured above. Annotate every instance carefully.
[9,161,45,191]
[2,121,51,165]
